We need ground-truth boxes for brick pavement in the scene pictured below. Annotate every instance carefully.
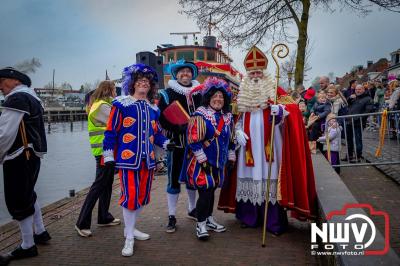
[0,175,316,265]
[340,166,400,256]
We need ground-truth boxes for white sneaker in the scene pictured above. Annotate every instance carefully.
[75,225,92,237]
[196,221,209,240]
[134,228,150,240]
[206,216,226,232]
[121,238,134,257]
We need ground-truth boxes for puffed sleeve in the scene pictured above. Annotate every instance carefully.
[187,115,207,163]
[103,105,122,162]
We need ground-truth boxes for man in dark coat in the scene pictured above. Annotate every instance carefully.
[158,60,203,233]
[0,67,50,264]
[345,84,374,162]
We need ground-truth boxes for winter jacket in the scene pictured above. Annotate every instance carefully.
[347,92,374,115]
[317,125,342,152]
[311,101,331,120]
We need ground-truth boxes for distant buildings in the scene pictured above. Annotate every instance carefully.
[34,88,85,109]
[337,48,400,87]
[387,48,400,79]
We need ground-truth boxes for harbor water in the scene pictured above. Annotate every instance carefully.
[0,121,94,225]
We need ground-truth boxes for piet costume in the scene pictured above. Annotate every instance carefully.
[0,67,50,262]
[179,77,235,239]
[158,60,203,194]
[158,60,203,232]
[219,47,317,235]
[0,68,46,220]
[179,78,235,190]
[103,64,169,211]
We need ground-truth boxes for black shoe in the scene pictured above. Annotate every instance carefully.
[187,209,197,221]
[166,215,176,233]
[0,254,11,266]
[5,245,38,262]
[34,230,51,245]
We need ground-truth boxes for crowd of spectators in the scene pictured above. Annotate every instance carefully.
[288,75,400,171]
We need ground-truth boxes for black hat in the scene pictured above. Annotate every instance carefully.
[0,67,31,87]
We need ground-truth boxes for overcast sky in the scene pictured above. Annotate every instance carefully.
[1,0,399,89]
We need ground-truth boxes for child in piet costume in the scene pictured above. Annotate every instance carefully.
[179,77,236,240]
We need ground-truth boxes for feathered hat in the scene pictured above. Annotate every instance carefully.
[202,77,231,97]
[121,63,157,95]
[169,59,198,80]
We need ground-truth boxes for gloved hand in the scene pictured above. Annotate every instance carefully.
[270,104,280,116]
[269,104,284,124]
[201,162,212,176]
[236,129,249,147]
[226,160,235,174]
[166,141,176,151]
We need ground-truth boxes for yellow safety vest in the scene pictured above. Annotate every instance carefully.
[88,99,112,156]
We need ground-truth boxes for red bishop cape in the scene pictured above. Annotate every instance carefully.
[275,88,317,219]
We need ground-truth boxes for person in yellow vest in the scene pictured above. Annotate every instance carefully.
[75,80,121,237]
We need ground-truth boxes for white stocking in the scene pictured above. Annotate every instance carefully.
[167,193,179,216]
[187,189,196,212]
[18,215,34,249]
[33,200,46,234]
[122,207,137,240]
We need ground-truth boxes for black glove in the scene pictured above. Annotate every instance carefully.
[201,162,212,176]
[226,160,235,174]
[166,141,176,151]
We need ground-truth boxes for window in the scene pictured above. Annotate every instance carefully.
[167,52,175,62]
[177,50,194,61]
[196,50,204,60]
[207,51,216,61]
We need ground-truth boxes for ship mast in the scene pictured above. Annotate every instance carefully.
[170,32,201,45]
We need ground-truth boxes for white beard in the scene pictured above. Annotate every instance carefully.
[237,72,276,112]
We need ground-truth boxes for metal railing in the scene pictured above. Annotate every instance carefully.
[323,110,400,168]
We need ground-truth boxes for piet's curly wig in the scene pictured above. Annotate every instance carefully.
[122,63,158,101]
[130,72,158,101]
[201,77,232,112]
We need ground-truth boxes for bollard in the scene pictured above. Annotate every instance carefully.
[69,189,75,197]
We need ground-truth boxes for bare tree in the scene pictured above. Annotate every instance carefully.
[81,80,101,93]
[59,82,73,91]
[13,58,41,74]
[281,40,313,87]
[179,0,400,85]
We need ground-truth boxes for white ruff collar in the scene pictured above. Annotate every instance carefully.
[114,96,158,111]
[6,85,43,107]
[168,80,200,96]
[195,106,232,126]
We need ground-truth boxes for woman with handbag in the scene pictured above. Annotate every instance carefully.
[179,77,236,240]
